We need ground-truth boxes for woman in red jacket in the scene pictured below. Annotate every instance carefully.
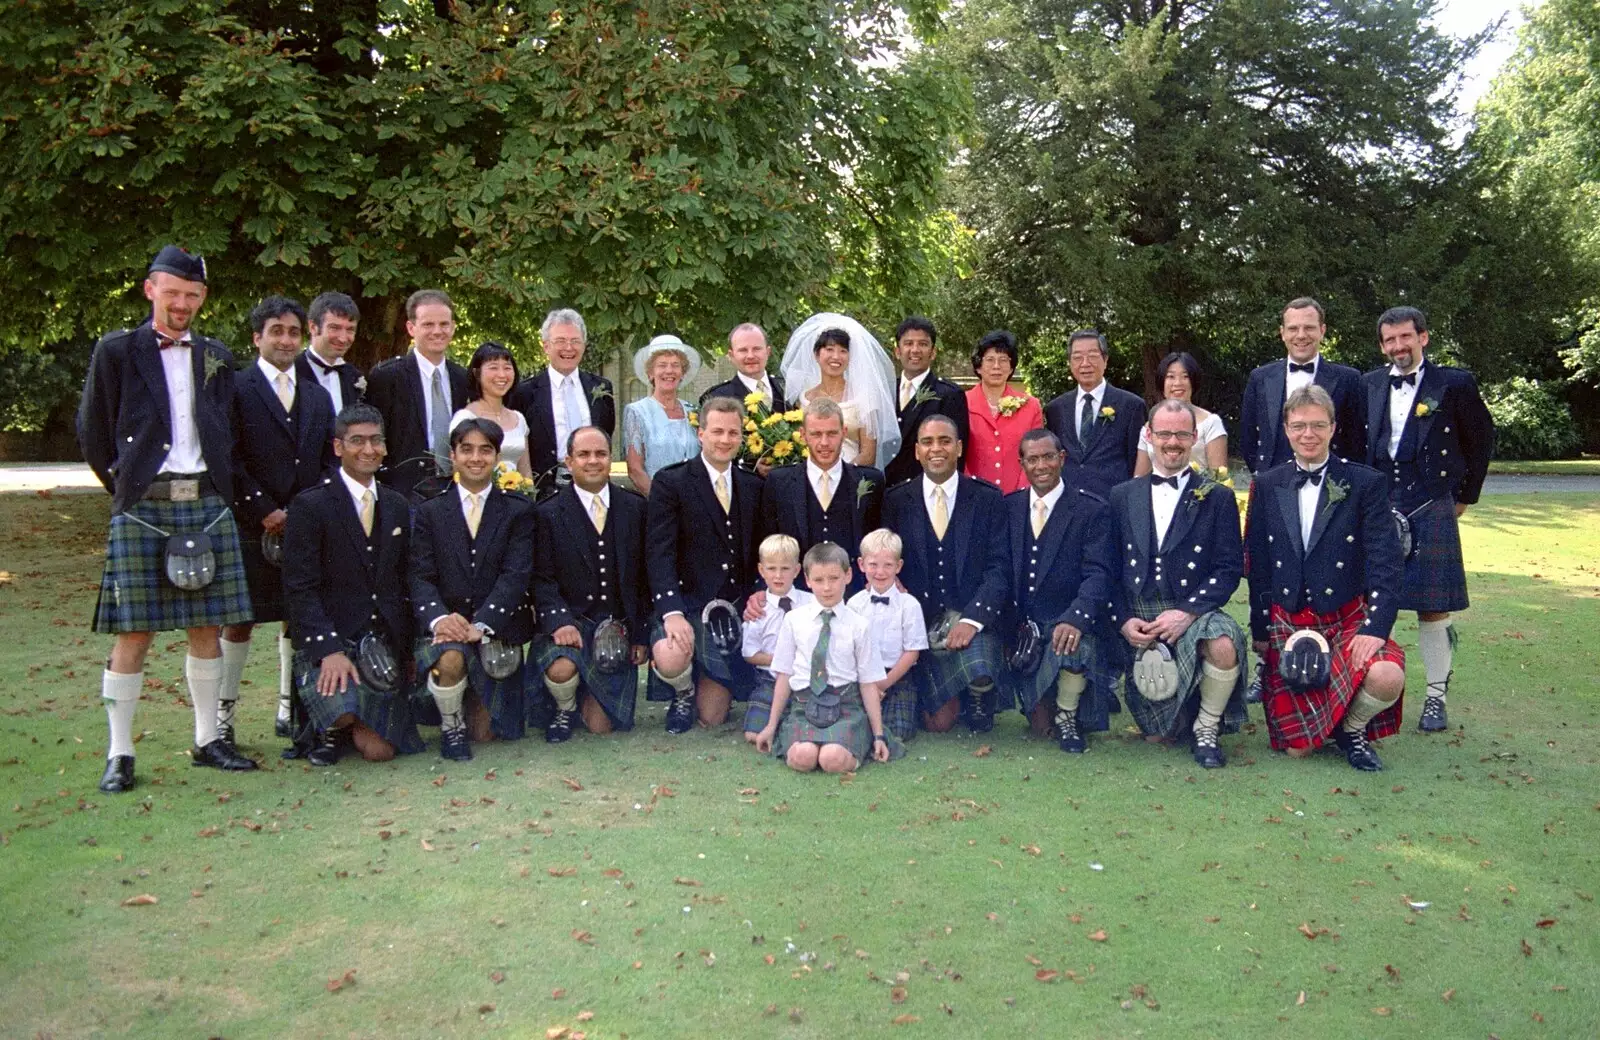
[963,330,1043,493]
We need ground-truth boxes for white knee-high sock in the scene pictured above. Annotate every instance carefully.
[276,633,295,720]
[1195,661,1239,731]
[429,675,467,731]
[1342,685,1399,733]
[219,637,249,710]
[188,655,224,746]
[103,670,142,759]
[1418,618,1453,699]
[1055,670,1085,714]
[545,673,580,712]
[653,665,694,695]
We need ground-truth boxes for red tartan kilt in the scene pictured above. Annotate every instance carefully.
[1263,597,1405,751]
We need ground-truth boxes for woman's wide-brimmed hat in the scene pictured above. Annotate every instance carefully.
[633,334,702,387]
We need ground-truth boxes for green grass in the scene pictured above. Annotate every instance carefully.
[1,492,1597,1039]
[1487,457,1600,475]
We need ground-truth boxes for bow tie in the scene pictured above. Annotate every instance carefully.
[307,352,343,373]
[156,332,186,350]
[1150,473,1182,490]
[778,596,793,612]
[1389,371,1417,389]
[1288,361,1315,374]
[1295,465,1328,488]
[871,595,892,606]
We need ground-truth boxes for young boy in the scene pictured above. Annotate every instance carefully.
[847,529,926,744]
[756,542,890,772]
[742,534,814,743]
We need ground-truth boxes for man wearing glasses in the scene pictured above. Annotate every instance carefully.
[509,308,617,489]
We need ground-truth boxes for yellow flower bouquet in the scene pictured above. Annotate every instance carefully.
[493,460,536,498]
[739,392,805,467]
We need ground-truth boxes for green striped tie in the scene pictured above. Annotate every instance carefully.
[810,609,834,696]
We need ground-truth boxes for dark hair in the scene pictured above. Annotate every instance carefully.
[1017,427,1062,457]
[406,289,453,321]
[335,403,384,439]
[1377,305,1427,337]
[916,413,962,441]
[249,295,307,336]
[971,329,1019,375]
[1067,329,1108,358]
[566,425,612,457]
[1282,296,1325,323]
[1156,351,1202,395]
[309,292,360,329]
[895,316,937,347]
[450,416,504,452]
[467,341,520,402]
[812,328,852,355]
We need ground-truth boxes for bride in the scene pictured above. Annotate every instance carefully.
[779,314,899,469]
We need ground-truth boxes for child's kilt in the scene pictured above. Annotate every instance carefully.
[294,650,425,754]
[1002,630,1110,732]
[1263,597,1405,751]
[414,637,531,741]
[645,613,755,701]
[773,682,872,762]
[915,629,1003,716]
[531,619,639,732]
[92,494,253,634]
[744,672,778,733]
[879,677,919,744]
[1121,604,1248,742]
[238,529,287,624]
[1397,496,1468,613]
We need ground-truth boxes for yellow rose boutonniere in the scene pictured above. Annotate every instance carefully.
[1415,397,1438,418]
[1099,405,1115,421]
[998,394,1026,417]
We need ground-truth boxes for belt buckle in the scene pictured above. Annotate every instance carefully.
[170,479,200,502]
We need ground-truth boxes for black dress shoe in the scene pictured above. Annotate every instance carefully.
[1054,710,1086,754]
[439,726,473,761]
[1334,727,1383,772]
[1191,728,1226,769]
[1245,661,1264,705]
[664,694,695,735]
[98,755,135,793]
[306,730,342,767]
[964,689,995,734]
[274,715,293,738]
[546,708,576,743]
[192,739,259,771]
[1418,694,1448,732]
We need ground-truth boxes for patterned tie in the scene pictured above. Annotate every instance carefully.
[810,609,834,696]
[817,469,833,510]
[466,491,482,538]
[275,372,293,413]
[590,494,607,534]
[759,377,773,408]
[429,366,450,474]
[931,485,949,541]
[714,472,730,513]
[359,488,375,536]
[1079,393,1094,446]
[1032,498,1048,538]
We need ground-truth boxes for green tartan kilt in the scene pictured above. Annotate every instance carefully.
[1002,632,1108,731]
[293,649,425,754]
[1121,606,1248,741]
[744,672,777,732]
[92,494,253,634]
[531,619,639,732]
[915,630,1002,715]
[413,637,532,741]
[880,677,918,744]
[645,613,755,700]
[774,682,873,762]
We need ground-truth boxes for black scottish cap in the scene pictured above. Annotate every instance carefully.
[148,244,207,284]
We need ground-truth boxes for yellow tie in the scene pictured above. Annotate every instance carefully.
[817,469,833,510]
[590,494,607,534]
[931,485,949,541]
[715,472,730,514]
[359,488,375,536]
[900,378,913,410]
[275,372,293,412]
[466,491,482,538]
[1032,498,1047,538]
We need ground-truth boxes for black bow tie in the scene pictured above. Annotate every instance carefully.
[307,352,342,373]
[1288,362,1315,374]
[1150,473,1181,490]
[871,595,891,606]
[778,596,793,612]
[1389,371,1417,389]
[1295,465,1327,488]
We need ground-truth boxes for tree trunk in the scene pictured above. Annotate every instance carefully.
[350,292,410,371]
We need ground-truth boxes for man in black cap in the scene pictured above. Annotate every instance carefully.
[77,246,258,793]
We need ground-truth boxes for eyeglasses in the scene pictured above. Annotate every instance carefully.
[1285,421,1332,435]
[1149,430,1195,443]
[1020,451,1061,466]
[546,337,584,348]
[341,434,386,448]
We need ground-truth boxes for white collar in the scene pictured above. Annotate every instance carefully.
[807,457,844,483]
[701,453,733,479]
[864,584,898,601]
[766,587,800,606]
[922,472,958,497]
[457,481,490,505]
[1077,381,1107,402]
[902,369,931,390]
[1029,481,1066,511]
[1388,360,1425,379]
[413,350,447,377]
[339,467,376,501]
[1295,456,1331,473]
[737,371,770,391]
[1151,465,1190,485]
[257,358,295,385]
[574,483,611,511]
[548,364,581,386]
[307,347,343,368]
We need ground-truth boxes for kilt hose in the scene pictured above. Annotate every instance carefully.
[531,617,640,732]
[1263,597,1405,751]
[1002,634,1110,732]
[93,493,252,634]
[293,650,425,754]
[1122,594,1248,742]
[414,637,531,741]
[1398,496,1469,613]
[916,629,1003,716]
[646,613,756,701]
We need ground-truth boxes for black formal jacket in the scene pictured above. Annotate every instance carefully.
[1244,457,1401,643]
[1044,383,1146,500]
[282,476,412,665]
[1106,472,1242,627]
[759,461,884,591]
[980,485,1114,634]
[409,484,536,647]
[884,374,970,487]
[231,364,337,532]
[882,474,1006,628]
[699,372,787,410]
[646,455,764,619]
[1239,356,1367,472]
[294,350,366,412]
[533,482,651,640]
[507,368,617,480]
[77,322,239,514]
[1361,362,1495,508]
[364,351,470,499]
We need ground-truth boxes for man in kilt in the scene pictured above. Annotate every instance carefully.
[219,296,335,753]
[282,404,423,765]
[881,414,1006,734]
[531,426,650,741]
[1247,385,1406,771]
[410,419,536,760]
[647,396,766,733]
[1107,400,1247,769]
[77,246,258,793]
[988,429,1115,753]
[1363,306,1494,733]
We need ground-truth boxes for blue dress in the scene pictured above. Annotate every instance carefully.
[623,396,699,478]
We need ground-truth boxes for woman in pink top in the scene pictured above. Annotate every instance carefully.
[962,330,1043,493]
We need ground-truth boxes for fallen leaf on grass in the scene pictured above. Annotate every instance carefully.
[1535,918,1557,928]
[1373,1007,1391,1016]
[548,866,577,877]
[551,988,567,999]
[478,1003,495,1014]
[764,954,775,965]
[576,1011,594,1022]
[673,877,701,887]
[1298,922,1324,940]
[546,1029,569,1040]
[483,768,496,780]
[891,986,907,1004]
[420,839,435,852]
[197,826,221,838]
[431,775,447,787]
[1036,969,1061,982]
[892,1015,921,1025]
[571,930,594,944]
[1023,844,1041,856]
[973,745,992,757]
[1442,989,1455,1002]
[326,969,356,993]
[601,868,624,878]
[121,893,158,906]
[1025,954,1042,966]
[562,777,583,791]
[1385,964,1401,982]
[737,787,759,796]
[1532,1012,1544,1023]
[1521,939,1534,957]
[1296,991,1306,1006]
[1088,930,1108,942]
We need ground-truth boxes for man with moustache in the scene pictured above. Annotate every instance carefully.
[883,317,968,487]
[647,396,766,734]
[1043,330,1145,500]
[296,292,365,414]
[881,414,1006,734]
[1362,306,1494,733]
[364,289,470,499]
[219,296,336,750]
[78,246,258,792]
[532,427,651,741]
[1107,400,1248,768]
[1240,297,1367,473]
[508,308,617,485]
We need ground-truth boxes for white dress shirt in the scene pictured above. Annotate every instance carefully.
[847,584,929,674]
[1296,459,1328,547]
[900,369,930,409]
[1028,480,1067,531]
[806,457,845,506]
[1386,362,1424,457]
[772,600,886,690]
[1285,355,1319,398]
[574,482,611,520]
[415,351,452,440]
[549,365,591,456]
[1150,467,1191,547]
[922,472,958,519]
[258,357,296,410]
[1075,381,1107,424]
[736,371,776,407]
[703,453,735,498]
[742,587,814,675]
[306,349,344,412]
[157,330,205,474]
[339,465,377,516]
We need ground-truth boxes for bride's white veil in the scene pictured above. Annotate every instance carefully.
[779,313,901,468]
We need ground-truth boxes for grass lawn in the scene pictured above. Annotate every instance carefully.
[1,492,1596,1039]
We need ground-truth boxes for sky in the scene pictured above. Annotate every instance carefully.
[1434,0,1526,114]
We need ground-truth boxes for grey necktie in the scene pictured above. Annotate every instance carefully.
[560,374,583,448]
[429,367,450,474]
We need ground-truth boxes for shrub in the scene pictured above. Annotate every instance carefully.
[1484,377,1581,460]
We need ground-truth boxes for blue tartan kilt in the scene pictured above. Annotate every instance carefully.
[531,619,640,732]
[414,637,531,741]
[93,493,253,634]
[294,650,425,754]
[744,672,777,732]
[916,629,1003,715]
[1399,497,1468,613]
[1121,608,1248,742]
[880,677,919,745]
[645,613,756,701]
[1002,631,1109,732]
[238,530,286,623]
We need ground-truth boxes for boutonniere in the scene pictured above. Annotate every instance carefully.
[201,348,230,385]
[1320,477,1350,519]
[354,375,367,393]
[911,385,938,408]
[687,409,699,429]
[1187,461,1234,499]
[856,478,876,506]
[1415,397,1439,418]
[1099,405,1115,421]
[589,382,612,403]
[998,394,1027,417]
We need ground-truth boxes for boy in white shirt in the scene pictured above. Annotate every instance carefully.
[847,529,926,744]
[742,534,814,743]
[756,542,890,772]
